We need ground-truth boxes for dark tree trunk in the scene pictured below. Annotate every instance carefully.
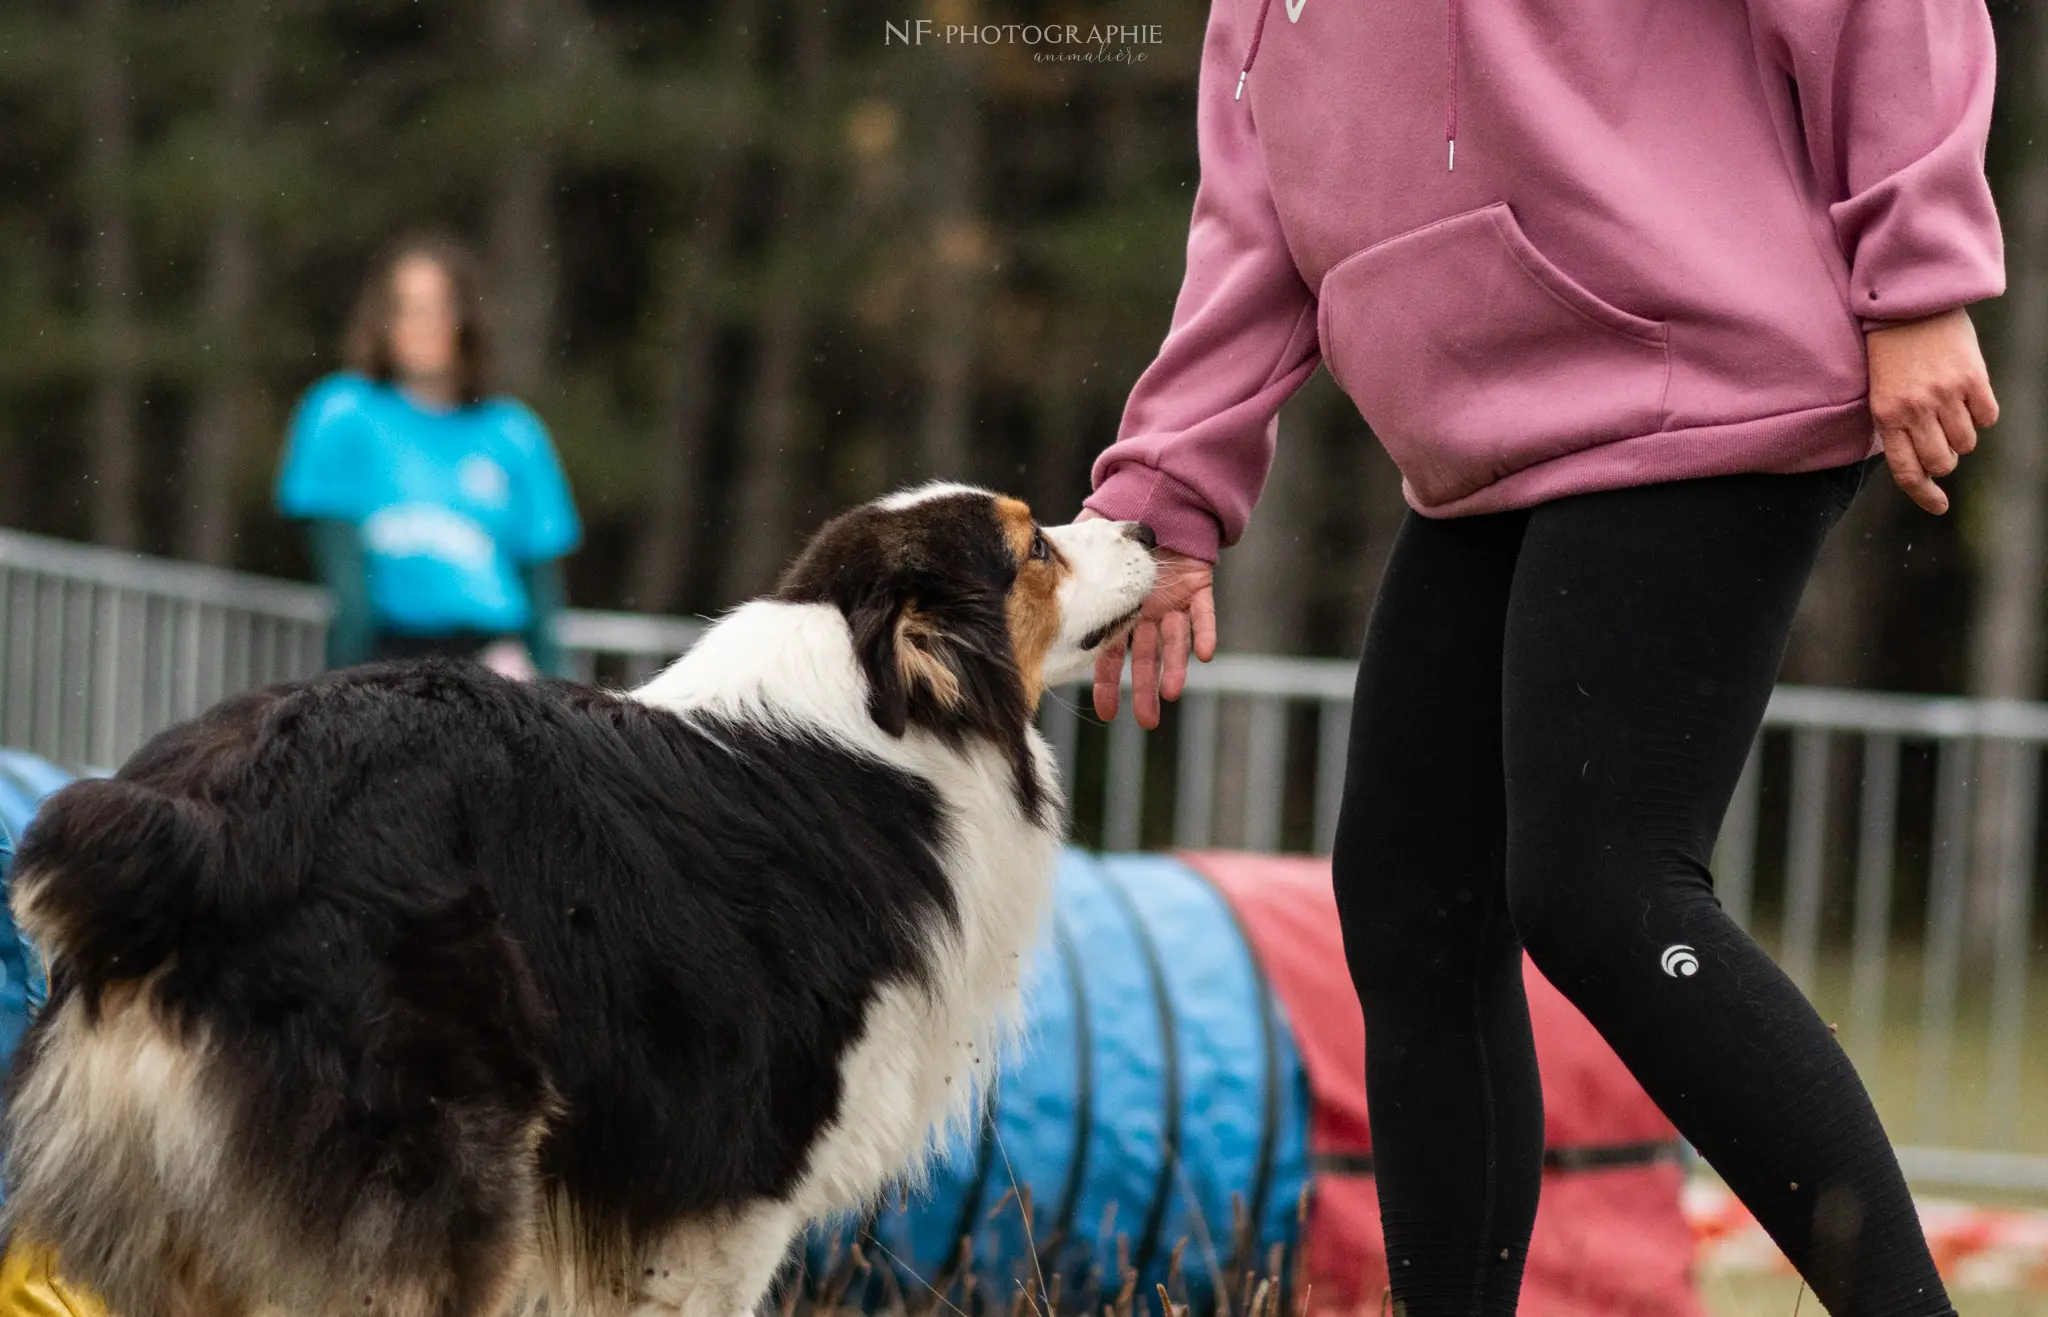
[179,3,270,565]
[485,0,577,397]
[84,0,140,550]
[912,48,983,483]
[627,213,730,614]
[717,0,830,604]
[1211,401,1321,845]
[1788,492,1889,688]
[1031,320,1100,519]
[1965,8,2048,953]
[1971,18,2048,706]
[627,0,763,614]
[1218,405,1318,656]
[719,288,811,603]
[489,148,559,397]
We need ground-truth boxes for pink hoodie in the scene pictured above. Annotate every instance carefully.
[1084,0,2005,560]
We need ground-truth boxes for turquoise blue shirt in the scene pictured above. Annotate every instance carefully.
[277,374,581,636]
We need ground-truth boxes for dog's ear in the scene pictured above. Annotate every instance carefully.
[849,593,910,737]
[894,605,964,713]
[850,595,965,738]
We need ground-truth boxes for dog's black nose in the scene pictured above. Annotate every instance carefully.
[1128,522,1158,551]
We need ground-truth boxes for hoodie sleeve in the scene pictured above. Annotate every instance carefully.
[1750,0,2004,326]
[1082,0,1322,562]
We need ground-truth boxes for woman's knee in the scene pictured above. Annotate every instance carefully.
[1334,833,1515,1000]
[1505,839,1718,988]
[1502,855,1578,971]
[1329,821,1405,974]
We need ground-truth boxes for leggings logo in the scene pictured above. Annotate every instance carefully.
[1661,944,1700,977]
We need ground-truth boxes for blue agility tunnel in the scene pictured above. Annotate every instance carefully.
[816,851,1313,1312]
[0,749,64,1070]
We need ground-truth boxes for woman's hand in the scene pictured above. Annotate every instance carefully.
[1867,308,1998,515]
[1076,509,1217,728]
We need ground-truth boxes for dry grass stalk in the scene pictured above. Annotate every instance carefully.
[798,1166,1308,1317]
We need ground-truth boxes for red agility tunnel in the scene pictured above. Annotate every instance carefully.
[1186,851,1703,1317]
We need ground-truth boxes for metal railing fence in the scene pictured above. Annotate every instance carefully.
[0,529,330,770]
[557,609,705,688]
[0,528,707,770]
[4,527,2048,1191]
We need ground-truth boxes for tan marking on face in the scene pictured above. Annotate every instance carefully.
[896,607,963,709]
[997,498,1070,702]
[995,497,1037,561]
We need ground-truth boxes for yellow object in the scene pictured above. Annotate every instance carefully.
[0,1243,110,1317]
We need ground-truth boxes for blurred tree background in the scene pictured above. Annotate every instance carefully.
[0,0,2037,694]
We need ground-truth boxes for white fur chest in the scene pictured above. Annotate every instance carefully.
[632,602,1065,1213]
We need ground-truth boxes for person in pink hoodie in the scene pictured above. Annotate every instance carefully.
[1080,1,2002,1312]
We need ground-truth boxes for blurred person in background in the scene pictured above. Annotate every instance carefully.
[1081,0,2001,1312]
[276,236,580,679]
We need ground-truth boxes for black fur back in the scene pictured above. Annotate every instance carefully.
[9,660,958,1258]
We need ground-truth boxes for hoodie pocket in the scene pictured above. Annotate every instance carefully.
[1317,203,1670,507]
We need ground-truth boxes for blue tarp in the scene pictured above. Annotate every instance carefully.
[0,751,63,1067]
[822,850,1313,1312]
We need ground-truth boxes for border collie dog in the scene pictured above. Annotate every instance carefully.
[3,486,1158,1317]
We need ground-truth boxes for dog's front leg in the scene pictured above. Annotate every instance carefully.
[626,1201,803,1317]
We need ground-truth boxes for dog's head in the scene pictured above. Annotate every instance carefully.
[777,483,1158,742]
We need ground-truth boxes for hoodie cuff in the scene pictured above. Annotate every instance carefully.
[1857,302,1984,335]
[1085,464,1224,562]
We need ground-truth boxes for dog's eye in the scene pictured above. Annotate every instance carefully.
[1029,530,1049,562]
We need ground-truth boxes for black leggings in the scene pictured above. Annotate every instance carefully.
[1331,458,1955,1316]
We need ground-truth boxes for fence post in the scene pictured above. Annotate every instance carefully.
[1174,691,1218,849]
[1105,709,1146,852]
[1987,740,2039,1145]
[91,586,122,769]
[61,580,93,765]
[1848,734,1899,1081]
[1313,698,1351,856]
[1239,696,1287,854]
[1781,728,1830,992]
[1918,737,1974,1143]
[1042,688,1081,828]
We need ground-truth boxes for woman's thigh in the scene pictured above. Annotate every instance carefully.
[1497,461,1869,967]
[1331,503,1529,985]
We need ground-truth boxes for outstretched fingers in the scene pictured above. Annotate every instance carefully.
[1131,617,1165,729]
[1191,580,1218,663]
[1093,636,1126,722]
[1160,611,1193,703]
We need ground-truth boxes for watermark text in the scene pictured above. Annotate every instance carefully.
[884,20,1164,47]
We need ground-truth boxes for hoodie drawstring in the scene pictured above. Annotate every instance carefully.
[1445,0,1460,169]
[1236,0,1276,101]
[1238,0,1460,172]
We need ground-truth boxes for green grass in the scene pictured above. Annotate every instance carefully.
[1747,936,2048,1175]
[1704,1274,2048,1316]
